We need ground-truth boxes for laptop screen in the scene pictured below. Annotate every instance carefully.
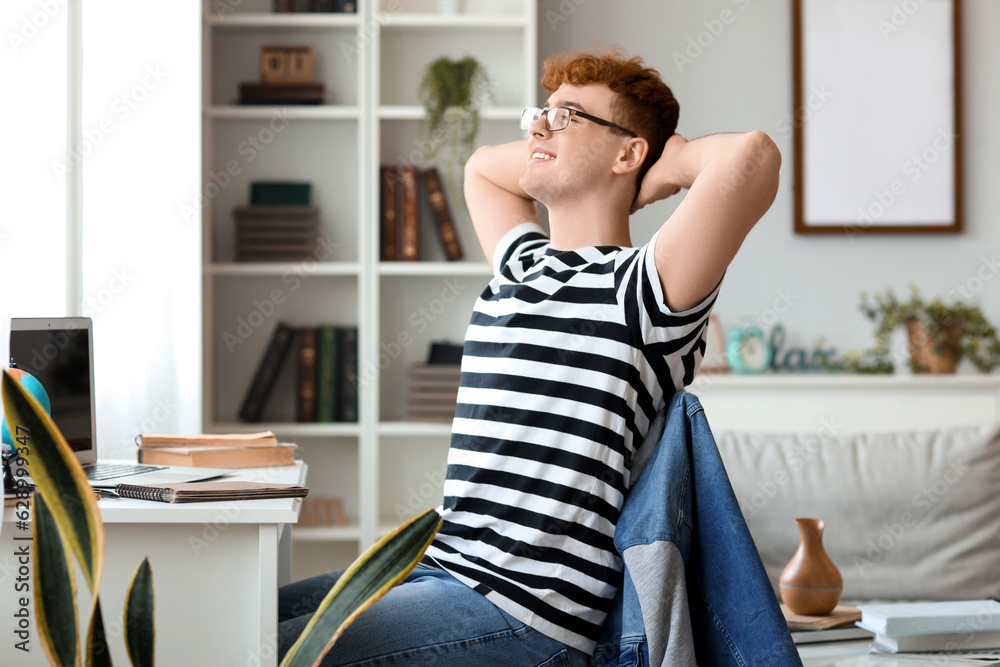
[8,318,95,456]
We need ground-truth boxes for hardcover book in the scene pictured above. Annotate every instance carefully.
[399,165,420,262]
[297,325,319,422]
[380,166,400,261]
[239,322,298,423]
[857,600,1000,637]
[423,166,464,261]
[138,443,297,469]
[336,326,359,422]
[316,325,339,422]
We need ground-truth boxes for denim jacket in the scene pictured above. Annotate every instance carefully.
[593,391,802,667]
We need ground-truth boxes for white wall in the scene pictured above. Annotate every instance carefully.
[537,0,1000,366]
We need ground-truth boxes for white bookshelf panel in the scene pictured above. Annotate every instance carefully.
[210,26,360,107]
[376,275,483,421]
[210,274,359,424]
[378,435,449,528]
[292,435,360,527]
[209,119,360,263]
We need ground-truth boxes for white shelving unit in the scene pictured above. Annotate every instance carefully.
[202,0,536,577]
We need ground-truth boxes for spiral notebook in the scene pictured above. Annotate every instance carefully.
[113,481,309,504]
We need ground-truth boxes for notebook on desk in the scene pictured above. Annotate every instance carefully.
[8,317,233,488]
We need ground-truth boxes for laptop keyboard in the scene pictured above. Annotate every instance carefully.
[83,461,168,481]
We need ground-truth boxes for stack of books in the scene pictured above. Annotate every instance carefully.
[857,600,1000,657]
[405,364,461,423]
[136,431,297,468]
[233,181,319,262]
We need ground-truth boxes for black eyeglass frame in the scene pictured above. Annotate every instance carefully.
[520,106,637,138]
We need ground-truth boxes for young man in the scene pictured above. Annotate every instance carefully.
[278,49,780,666]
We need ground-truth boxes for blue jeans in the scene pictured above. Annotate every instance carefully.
[277,563,591,666]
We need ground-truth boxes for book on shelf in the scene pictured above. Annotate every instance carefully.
[406,364,461,423]
[232,205,319,262]
[114,481,308,504]
[379,164,467,262]
[380,166,400,261]
[239,322,299,423]
[336,326,359,422]
[316,325,339,422]
[297,325,319,422]
[873,629,1000,653]
[137,443,298,468]
[399,165,420,262]
[238,82,325,105]
[250,181,312,206]
[423,166,464,261]
[857,600,1000,637]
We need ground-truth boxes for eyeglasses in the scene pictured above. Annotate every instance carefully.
[519,106,637,137]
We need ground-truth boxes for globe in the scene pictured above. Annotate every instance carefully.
[2,368,52,454]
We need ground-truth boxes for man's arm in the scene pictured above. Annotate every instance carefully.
[463,139,538,270]
[636,131,781,312]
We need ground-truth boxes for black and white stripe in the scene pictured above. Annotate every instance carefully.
[424,223,719,654]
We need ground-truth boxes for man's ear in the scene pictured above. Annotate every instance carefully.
[613,137,648,175]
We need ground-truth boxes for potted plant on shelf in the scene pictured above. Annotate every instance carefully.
[418,55,491,191]
[859,285,1000,374]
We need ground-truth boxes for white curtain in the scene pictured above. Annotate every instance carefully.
[1,1,202,459]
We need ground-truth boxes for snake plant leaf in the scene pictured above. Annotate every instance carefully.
[123,558,155,667]
[280,509,442,667]
[33,492,81,667]
[86,598,114,667]
[2,370,105,594]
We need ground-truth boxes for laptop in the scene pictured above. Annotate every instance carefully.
[8,317,232,488]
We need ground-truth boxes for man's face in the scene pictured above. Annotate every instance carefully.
[519,83,631,205]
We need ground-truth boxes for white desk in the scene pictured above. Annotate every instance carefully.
[0,462,306,667]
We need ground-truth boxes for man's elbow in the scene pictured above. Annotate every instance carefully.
[742,130,782,185]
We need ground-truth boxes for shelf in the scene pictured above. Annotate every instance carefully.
[378,261,490,277]
[380,14,528,29]
[207,105,360,120]
[688,372,1000,390]
[379,421,452,436]
[206,13,361,28]
[378,105,522,121]
[206,262,361,276]
[208,422,362,437]
[292,525,362,542]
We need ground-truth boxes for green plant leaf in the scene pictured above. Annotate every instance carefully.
[280,509,442,667]
[124,558,156,667]
[2,370,106,594]
[33,492,81,667]
[86,598,114,667]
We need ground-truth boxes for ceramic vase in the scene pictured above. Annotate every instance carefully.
[779,518,842,615]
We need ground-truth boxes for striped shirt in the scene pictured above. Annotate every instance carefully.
[423,222,720,654]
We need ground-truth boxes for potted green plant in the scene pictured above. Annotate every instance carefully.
[418,55,491,182]
[859,285,1000,374]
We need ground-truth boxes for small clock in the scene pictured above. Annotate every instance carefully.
[725,325,773,373]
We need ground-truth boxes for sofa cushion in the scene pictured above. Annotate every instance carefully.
[715,422,1000,602]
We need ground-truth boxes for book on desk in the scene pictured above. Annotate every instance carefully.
[136,430,297,468]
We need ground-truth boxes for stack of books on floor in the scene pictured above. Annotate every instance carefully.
[136,431,297,468]
[782,604,872,645]
[239,322,358,424]
[233,181,319,262]
[857,600,1000,658]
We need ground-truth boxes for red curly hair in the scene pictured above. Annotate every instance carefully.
[541,49,679,191]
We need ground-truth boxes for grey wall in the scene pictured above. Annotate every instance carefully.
[536,0,999,367]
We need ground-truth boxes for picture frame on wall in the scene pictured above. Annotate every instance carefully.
[791,0,962,236]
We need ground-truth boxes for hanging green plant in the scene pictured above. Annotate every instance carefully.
[418,55,491,172]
